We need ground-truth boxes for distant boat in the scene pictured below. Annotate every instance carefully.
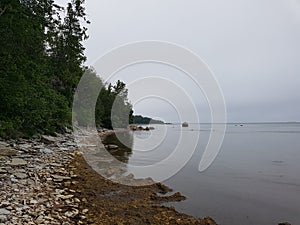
[182,122,189,127]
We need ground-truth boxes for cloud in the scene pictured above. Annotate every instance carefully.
[81,0,300,122]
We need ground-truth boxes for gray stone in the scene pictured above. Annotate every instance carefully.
[59,147,69,151]
[18,144,32,149]
[0,208,11,215]
[57,194,74,200]
[10,178,19,183]
[14,172,28,179]
[0,202,10,208]
[14,169,26,173]
[29,200,38,204]
[0,141,9,147]
[49,163,63,167]
[106,144,119,150]
[0,215,7,223]
[0,146,17,156]
[8,158,27,166]
[40,148,54,154]
[82,209,88,214]
[51,175,71,180]
[41,135,57,143]
[64,208,78,218]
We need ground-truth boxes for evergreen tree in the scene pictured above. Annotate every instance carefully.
[49,0,89,105]
[0,0,88,137]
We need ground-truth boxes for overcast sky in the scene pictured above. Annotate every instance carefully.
[57,0,300,123]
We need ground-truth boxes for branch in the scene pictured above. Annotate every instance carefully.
[0,6,7,17]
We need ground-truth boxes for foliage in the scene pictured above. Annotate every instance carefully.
[73,68,133,129]
[0,0,84,137]
[0,0,133,138]
[132,115,164,125]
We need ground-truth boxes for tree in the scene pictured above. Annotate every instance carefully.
[0,0,88,137]
[49,0,89,105]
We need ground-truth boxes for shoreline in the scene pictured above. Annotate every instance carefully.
[0,132,218,224]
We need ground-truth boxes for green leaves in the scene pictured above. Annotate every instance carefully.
[0,0,87,138]
[0,0,133,138]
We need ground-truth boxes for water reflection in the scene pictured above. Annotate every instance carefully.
[101,131,133,163]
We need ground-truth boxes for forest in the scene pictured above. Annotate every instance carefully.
[132,115,164,125]
[0,0,132,138]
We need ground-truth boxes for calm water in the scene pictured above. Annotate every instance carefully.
[113,123,300,225]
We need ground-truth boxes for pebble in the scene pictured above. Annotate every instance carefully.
[41,135,57,143]
[8,158,27,166]
[0,209,11,215]
[0,134,88,224]
[13,173,28,179]
[51,175,71,180]
[0,141,9,147]
[40,148,54,154]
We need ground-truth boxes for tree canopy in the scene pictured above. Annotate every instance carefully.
[0,0,133,138]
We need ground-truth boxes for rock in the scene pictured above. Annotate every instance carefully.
[51,175,71,181]
[278,223,292,225]
[0,134,86,224]
[55,189,65,194]
[0,156,7,162]
[10,178,19,183]
[64,127,72,134]
[18,144,32,149]
[64,211,74,218]
[29,200,38,204]
[40,148,54,154]
[57,194,74,200]
[35,215,44,223]
[0,202,10,208]
[0,141,9,147]
[0,146,17,156]
[13,172,28,179]
[106,144,118,150]
[82,209,88,214]
[49,163,63,167]
[8,158,27,166]
[0,215,7,223]
[41,135,57,144]
[0,208,11,215]
[64,208,79,218]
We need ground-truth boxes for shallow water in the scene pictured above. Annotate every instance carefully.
[112,123,300,225]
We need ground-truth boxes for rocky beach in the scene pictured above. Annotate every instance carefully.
[0,131,217,225]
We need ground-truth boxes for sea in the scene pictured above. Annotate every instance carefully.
[110,123,300,225]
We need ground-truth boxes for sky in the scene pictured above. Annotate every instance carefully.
[57,0,300,123]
